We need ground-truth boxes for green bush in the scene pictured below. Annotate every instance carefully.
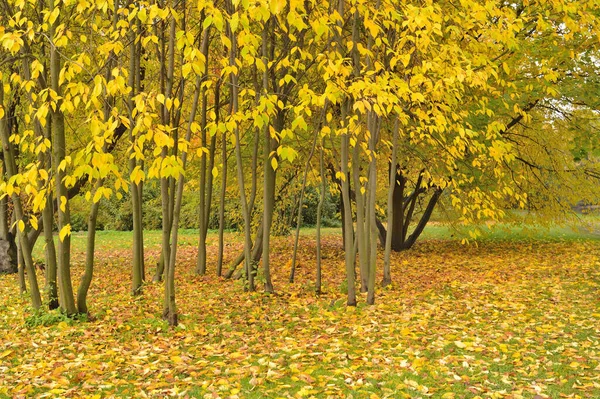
[67,180,341,233]
[24,309,87,328]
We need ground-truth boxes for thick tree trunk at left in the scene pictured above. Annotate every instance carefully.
[0,90,41,309]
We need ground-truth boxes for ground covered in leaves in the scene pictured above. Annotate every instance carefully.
[0,230,599,398]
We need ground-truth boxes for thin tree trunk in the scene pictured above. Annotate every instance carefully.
[129,24,144,295]
[227,0,253,291]
[366,113,379,305]
[41,134,58,308]
[382,118,399,287]
[341,106,356,306]
[77,181,101,314]
[352,136,368,292]
[261,20,275,294]
[204,133,217,234]
[78,11,119,312]
[17,237,26,294]
[196,25,212,275]
[315,141,326,295]
[341,131,356,306]
[391,173,406,251]
[216,105,227,276]
[48,2,76,314]
[163,68,202,325]
[21,52,58,308]
[290,103,328,283]
[403,189,442,249]
[0,90,41,308]
[160,9,179,326]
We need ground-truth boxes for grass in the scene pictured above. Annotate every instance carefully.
[1,222,599,398]
[37,218,600,259]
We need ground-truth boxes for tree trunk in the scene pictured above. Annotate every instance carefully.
[0,89,41,308]
[352,136,368,293]
[261,21,276,294]
[77,181,101,314]
[196,26,211,275]
[390,171,406,251]
[290,102,327,283]
[227,0,254,291]
[0,182,17,275]
[366,113,379,305]
[41,129,58,309]
[216,90,227,277]
[382,119,399,287]
[156,10,181,326]
[129,23,145,294]
[17,237,26,294]
[315,141,326,295]
[341,132,356,306]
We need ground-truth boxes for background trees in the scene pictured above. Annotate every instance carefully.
[0,0,599,323]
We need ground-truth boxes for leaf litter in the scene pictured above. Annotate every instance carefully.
[0,234,598,398]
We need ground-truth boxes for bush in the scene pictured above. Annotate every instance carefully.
[70,213,87,232]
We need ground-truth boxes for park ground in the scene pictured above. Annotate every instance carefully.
[0,224,599,398]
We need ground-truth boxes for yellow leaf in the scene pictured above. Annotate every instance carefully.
[59,224,71,242]
[30,217,38,230]
[171,356,183,363]
[93,189,103,203]
[271,157,278,171]
[212,166,218,178]
[0,350,13,359]
[17,220,25,232]
[48,8,60,25]
[454,341,466,349]
[60,195,67,212]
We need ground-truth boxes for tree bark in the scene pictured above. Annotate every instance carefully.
[16,237,26,294]
[366,113,379,305]
[129,20,145,294]
[216,86,227,277]
[159,10,180,327]
[382,119,399,287]
[0,194,16,275]
[0,89,41,308]
[315,140,326,295]
[196,25,212,275]
[352,136,368,293]
[47,2,77,314]
[77,181,101,314]
[226,0,254,291]
[290,102,328,283]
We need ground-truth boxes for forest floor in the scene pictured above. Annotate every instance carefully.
[0,227,599,398]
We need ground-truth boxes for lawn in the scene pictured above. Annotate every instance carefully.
[1,225,599,398]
